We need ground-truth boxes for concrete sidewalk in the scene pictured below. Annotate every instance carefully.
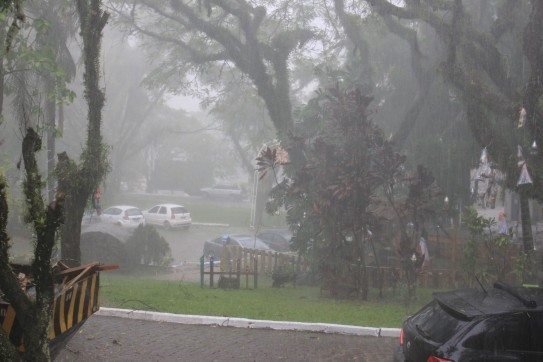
[54,314,398,361]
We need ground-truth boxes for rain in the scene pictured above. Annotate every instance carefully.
[0,0,542,360]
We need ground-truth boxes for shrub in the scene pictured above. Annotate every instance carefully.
[126,225,172,266]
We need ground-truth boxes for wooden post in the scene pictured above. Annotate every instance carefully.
[254,257,258,289]
[245,265,249,289]
[210,257,215,288]
[200,255,204,288]
[236,259,241,289]
[452,228,458,266]
[244,250,248,272]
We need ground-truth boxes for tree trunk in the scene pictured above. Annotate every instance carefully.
[57,1,109,266]
[45,80,56,204]
[519,187,534,253]
[60,193,85,265]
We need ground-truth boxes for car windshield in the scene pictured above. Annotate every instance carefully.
[410,300,469,343]
[171,207,188,214]
[125,208,142,216]
[234,236,269,250]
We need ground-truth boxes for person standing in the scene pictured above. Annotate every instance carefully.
[498,211,508,235]
[93,187,102,216]
[418,229,431,272]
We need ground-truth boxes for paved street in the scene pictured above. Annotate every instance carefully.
[54,315,398,361]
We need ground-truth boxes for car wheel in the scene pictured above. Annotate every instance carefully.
[163,221,171,230]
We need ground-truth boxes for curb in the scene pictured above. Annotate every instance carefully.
[191,222,230,227]
[96,308,400,337]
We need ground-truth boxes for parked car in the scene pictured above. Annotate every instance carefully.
[203,234,271,258]
[394,282,543,362]
[142,203,191,229]
[200,184,245,201]
[99,205,145,228]
[257,230,291,252]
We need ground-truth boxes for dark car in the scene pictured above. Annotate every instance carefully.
[395,282,543,362]
[203,234,271,258]
[257,230,291,252]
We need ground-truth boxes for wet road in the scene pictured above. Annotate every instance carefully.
[54,315,397,361]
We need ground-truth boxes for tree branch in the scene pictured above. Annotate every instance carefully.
[140,0,245,66]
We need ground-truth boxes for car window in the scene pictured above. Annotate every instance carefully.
[463,313,530,352]
[225,238,238,246]
[235,237,269,250]
[158,207,167,214]
[172,207,188,214]
[148,206,160,213]
[126,208,142,216]
[410,301,469,343]
[212,237,225,245]
[103,207,121,215]
[258,233,274,242]
[530,312,543,352]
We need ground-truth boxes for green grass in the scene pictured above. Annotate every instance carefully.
[99,274,437,328]
[106,193,285,227]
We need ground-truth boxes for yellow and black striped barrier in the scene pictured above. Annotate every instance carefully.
[0,271,100,348]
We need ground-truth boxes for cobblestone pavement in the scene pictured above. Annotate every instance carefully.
[54,315,398,362]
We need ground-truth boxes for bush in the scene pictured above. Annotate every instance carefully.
[81,231,127,265]
[125,225,172,266]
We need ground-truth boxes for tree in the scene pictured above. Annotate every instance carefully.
[364,0,543,255]
[56,0,109,266]
[29,0,77,203]
[263,85,404,299]
[0,3,66,359]
[0,130,64,361]
[92,28,166,193]
[210,77,275,176]
[114,0,317,167]
[331,0,437,150]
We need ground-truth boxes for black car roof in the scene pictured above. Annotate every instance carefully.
[434,284,543,319]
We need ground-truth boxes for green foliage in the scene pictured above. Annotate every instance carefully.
[126,225,172,267]
[462,208,483,281]
[462,207,518,284]
[265,85,405,299]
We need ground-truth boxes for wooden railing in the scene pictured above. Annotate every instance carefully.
[364,266,461,290]
[219,245,308,275]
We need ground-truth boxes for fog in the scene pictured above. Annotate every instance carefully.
[1,0,542,328]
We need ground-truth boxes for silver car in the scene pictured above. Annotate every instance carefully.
[100,205,145,228]
[142,203,192,229]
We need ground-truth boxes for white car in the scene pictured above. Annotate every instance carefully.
[200,184,244,201]
[100,205,145,228]
[143,203,192,229]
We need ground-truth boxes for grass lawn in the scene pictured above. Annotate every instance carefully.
[107,193,285,227]
[99,274,437,328]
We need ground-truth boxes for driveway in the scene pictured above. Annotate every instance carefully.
[54,315,397,361]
